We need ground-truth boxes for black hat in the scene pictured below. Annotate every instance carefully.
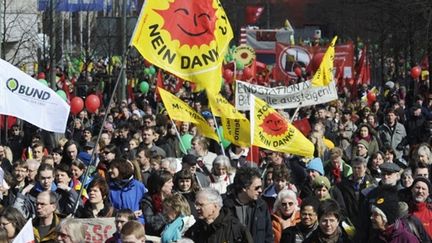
[83,141,95,149]
[182,154,197,165]
[379,162,401,173]
[372,192,399,224]
[412,177,432,193]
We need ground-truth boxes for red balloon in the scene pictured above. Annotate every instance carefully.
[37,72,46,80]
[70,97,84,115]
[311,53,324,73]
[85,94,101,113]
[294,67,302,77]
[243,67,254,79]
[410,66,421,79]
[367,92,377,103]
[223,69,234,82]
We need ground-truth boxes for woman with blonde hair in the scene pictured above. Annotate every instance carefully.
[161,193,195,243]
[309,131,329,161]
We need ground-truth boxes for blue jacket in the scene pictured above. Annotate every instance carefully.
[109,177,147,224]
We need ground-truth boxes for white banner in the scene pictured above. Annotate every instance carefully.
[0,58,70,133]
[235,80,338,111]
[12,219,34,243]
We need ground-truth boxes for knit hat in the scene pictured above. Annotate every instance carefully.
[312,175,331,189]
[357,139,369,151]
[372,193,399,224]
[412,177,432,193]
[182,154,197,165]
[307,158,324,175]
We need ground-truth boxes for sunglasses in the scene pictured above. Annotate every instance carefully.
[253,186,262,191]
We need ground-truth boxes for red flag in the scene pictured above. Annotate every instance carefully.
[245,6,264,24]
[356,47,371,85]
[292,118,311,137]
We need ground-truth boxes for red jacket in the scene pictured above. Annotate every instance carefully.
[411,202,432,238]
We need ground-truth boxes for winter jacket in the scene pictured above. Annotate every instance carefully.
[378,122,407,158]
[186,207,253,243]
[324,158,353,184]
[13,182,81,219]
[33,213,61,243]
[109,177,147,224]
[280,222,318,243]
[142,194,167,236]
[410,201,432,239]
[369,219,420,243]
[271,210,300,243]
[303,227,352,243]
[75,199,115,218]
[223,192,274,243]
[336,174,376,226]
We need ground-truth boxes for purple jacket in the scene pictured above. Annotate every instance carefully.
[375,219,420,243]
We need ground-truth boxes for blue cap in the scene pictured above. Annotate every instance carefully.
[77,152,91,166]
[307,157,324,175]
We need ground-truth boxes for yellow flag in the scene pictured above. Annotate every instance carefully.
[131,0,233,95]
[251,96,314,157]
[207,92,251,146]
[221,118,251,147]
[207,92,245,120]
[311,36,337,87]
[158,87,219,141]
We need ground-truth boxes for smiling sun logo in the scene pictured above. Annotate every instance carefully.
[260,112,288,136]
[156,0,217,47]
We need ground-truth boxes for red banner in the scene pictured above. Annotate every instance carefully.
[274,42,354,83]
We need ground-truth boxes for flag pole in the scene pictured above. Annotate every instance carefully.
[249,94,255,166]
[211,112,226,156]
[171,120,187,155]
[289,102,303,123]
[72,46,132,216]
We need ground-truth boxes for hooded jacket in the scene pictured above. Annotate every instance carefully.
[109,177,147,224]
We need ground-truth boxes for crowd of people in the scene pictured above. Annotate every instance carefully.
[0,64,431,243]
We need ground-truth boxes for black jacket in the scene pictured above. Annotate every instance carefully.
[186,207,253,243]
[280,223,318,243]
[223,192,274,243]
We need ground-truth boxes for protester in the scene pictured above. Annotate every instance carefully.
[303,199,351,243]
[120,220,147,243]
[409,177,432,238]
[142,170,173,236]
[32,191,61,242]
[209,155,235,195]
[0,207,26,242]
[186,188,253,243]
[280,197,320,243]
[223,167,274,243]
[271,189,300,243]
[105,209,137,243]
[55,218,86,243]
[108,158,147,224]
[76,176,114,218]
[160,193,195,243]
